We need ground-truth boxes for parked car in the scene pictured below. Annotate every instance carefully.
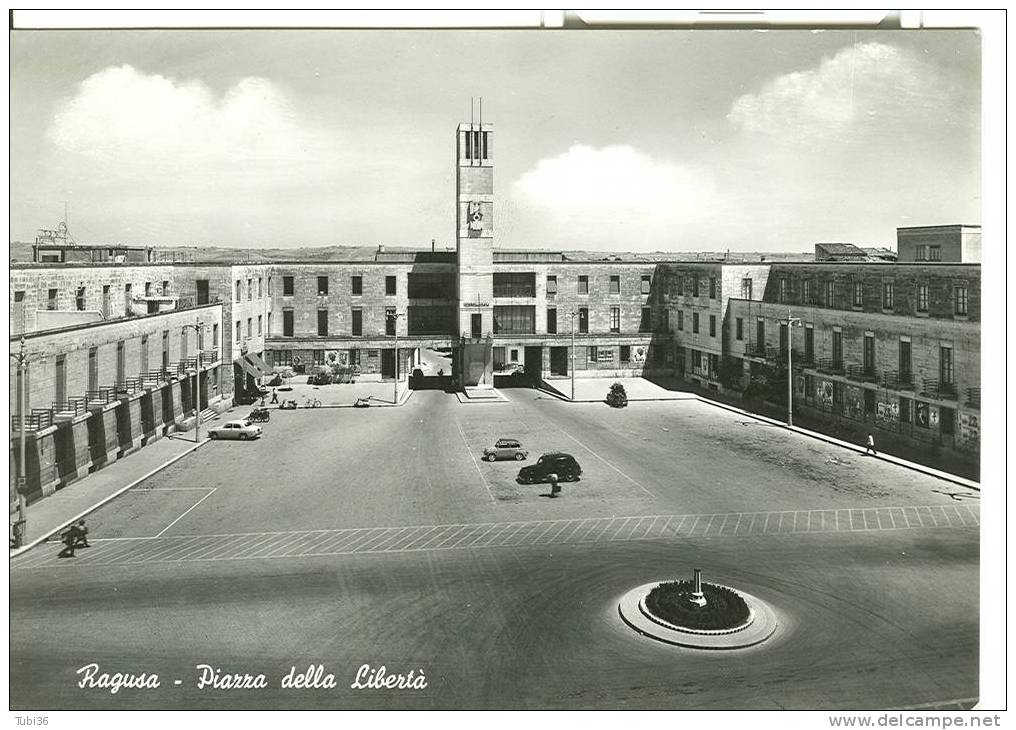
[483,438,528,462]
[208,420,263,441]
[517,453,582,483]
[497,362,525,376]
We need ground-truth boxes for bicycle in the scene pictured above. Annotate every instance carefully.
[302,395,322,408]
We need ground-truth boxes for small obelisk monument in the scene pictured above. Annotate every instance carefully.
[689,568,707,607]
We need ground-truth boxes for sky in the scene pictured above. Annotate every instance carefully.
[9,27,981,253]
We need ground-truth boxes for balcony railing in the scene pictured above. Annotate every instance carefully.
[85,387,117,408]
[199,349,220,366]
[845,364,878,383]
[815,358,845,375]
[11,408,55,432]
[53,397,87,418]
[745,342,767,358]
[966,388,980,409]
[115,378,144,396]
[921,378,958,401]
[881,370,914,391]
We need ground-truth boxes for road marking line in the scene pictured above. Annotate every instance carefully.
[129,535,208,564]
[155,488,217,538]
[334,528,386,553]
[190,534,258,561]
[626,517,646,539]
[963,504,979,525]
[256,533,312,558]
[641,515,660,539]
[430,525,469,549]
[610,517,634,540]
[398,526,440,550]
[454,417,497,504]
[762,514,770,534]
[559,520,587,543]
[355,527,403,553]
[137,487,216,491]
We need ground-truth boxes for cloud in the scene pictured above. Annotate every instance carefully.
[509,144,712,246]
[48,65,317,172]
[727,42,964,143]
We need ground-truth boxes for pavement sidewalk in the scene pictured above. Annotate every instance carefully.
[10,432,211,559]
[264,380,412,408]
[538,377,978,490]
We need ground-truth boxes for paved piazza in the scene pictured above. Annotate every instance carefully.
[10,389,980,709]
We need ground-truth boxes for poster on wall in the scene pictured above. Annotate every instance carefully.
[816,380,833,410]
[915,401,930,429]
[632,346,646,363]
[844,385,864,420]
[876,400,900,430]
[958,412,980,450]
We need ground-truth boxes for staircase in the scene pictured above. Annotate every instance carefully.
[199,408,219,423]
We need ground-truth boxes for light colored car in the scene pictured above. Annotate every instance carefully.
[208,420,262,441]
[483,438,528,462]
[497,363,525,376]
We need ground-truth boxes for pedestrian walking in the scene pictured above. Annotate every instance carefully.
[548,472,561,498]
[864,433,877,456]
[74,519,91,548]
[271,388,279,404]
[57,524,80,558]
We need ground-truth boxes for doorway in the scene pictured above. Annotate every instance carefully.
[550,346,568,376]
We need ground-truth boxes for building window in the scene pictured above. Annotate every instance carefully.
[349,349,361,366]
[899,339,912,380]
[609,275,620,294]
[162,330,170,370]
[274,350,293,367]
[492,306,535,334]
[546,275,557,295]
[313,349,326,367]
[709,277,717,299]
[779,323,788,355]
[678,310,685,331]
[915,245,927,261]
[493,273,536,298]
[863,334,875,375]
[257,315,263,335]
[661,310,670,332]
[676,277,684,296]
[578,307,589,333]
[610,307,620,333]
[258,278,263,298]
[247,318,253,339]
[939,346,954,385]
[693,277,700,298]
[620,345,631,363]
[779,278,787,303]
[916,284,929,313]
[139,336,148,375]
[282,310,294,337]
[235,321,242,344]
[55,354,67,404]
[264,315,269,339]
[741,278,752,299]
[317,276,329,296]
[882,281,894,309]
[587,346,598,362]
[547,308,557,334]
[735,317,743,340]
[283,276,294,296]
[247,279,253,301]
[317,310,329,336]
[47,288,58,310]
[853,281,864,308]
[954,285,968,316]
[803,280,811,304]
[641,275,651,295]
[692,312,700,334]
[351,309,362,336]
[144,282,152,297]
[832,330,843,368]
[804,326,814,363]
[235,280,241,302]
[352,275,362,295]
[88,347,99,393]
[76,286,86,311]
[577,275,588,295]
[385,276,397,296]
[709,315,717,338]
[116,340,125,384]
[756,319,765,350]
[824,281,835,308]
[640,307,652,332]
[267,277,273,296]
[386,308,397,336]
[212,323,218,349]
[928,245,941,262]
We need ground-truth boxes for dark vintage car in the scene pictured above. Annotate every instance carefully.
[517,452,582,484]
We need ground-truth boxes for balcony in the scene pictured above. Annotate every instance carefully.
[815,358,845,375]
[882,370,914,391]
[966,388,980,409]
[11,408,55,432]
[115,378,145,397]
[199,349,220,366]
[921,379,958,401]
[845,364,878,383]
[744,342,767,359]
[53,397,88,419]
[85,387,118,408]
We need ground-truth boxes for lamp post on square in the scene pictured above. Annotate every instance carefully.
[386,311,406,404]
[783,309,802,426]
[181,320,206,442]
[569,310,577,401]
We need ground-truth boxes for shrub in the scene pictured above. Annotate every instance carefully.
[645,580,750,630]
[605,382,628,408]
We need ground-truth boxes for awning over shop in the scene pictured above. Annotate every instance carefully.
[236,356,261,381]
[246,352,273,376]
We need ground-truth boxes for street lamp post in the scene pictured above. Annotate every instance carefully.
[182,320,205,442]
[569,310,577,401]
[10,335,44,548]
[785,309,802,426]
[387,311,406,404]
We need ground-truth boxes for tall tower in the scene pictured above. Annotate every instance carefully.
[455,113,494,387]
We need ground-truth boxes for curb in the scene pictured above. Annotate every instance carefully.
[267,390,414,410]
[9,438,212,560]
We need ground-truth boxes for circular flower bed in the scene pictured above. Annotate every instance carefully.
[644,580,750,631]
